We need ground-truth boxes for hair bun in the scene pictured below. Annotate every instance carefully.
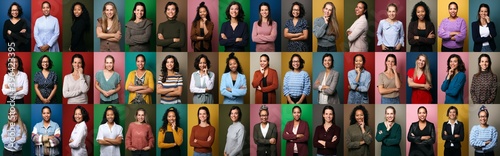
[260,104,268,110]
[229,52,235,58]
[200,2,205,6]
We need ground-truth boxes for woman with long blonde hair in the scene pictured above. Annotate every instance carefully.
[407,54,432,103]
[96,1,122,52]
[2,107,27,155]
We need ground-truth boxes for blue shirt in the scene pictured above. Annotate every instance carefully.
[376,20,405,47]
[441,72,465,104]
[220,72,247,104]
[470,125,497,153]
[347,69,371,104]
[2,124,27,152]
[33,15,60,52]
[283,70,311,97]
[219,21,249,52]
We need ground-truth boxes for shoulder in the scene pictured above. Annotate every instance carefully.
[50,121,60,127]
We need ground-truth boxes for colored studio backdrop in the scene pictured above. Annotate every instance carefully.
[30,52,63,104]
[342,104,375,156]
[0,104,32,156]
[374,105,407,156]
[61,104,94,156]
[374,52,407,104]
[0,0,31,52]
[93,52,126,104]
[405,104,438,156]
[62,0,94,52]
[467,53,500,104]
[405,52,438,104]
[187,104,220,156]
[311,52,344,104]
[437,53,469,104]
[31,0,62,52]
[125,0,157,52]
[93,0,125,52]
[405,0,438,52]
[374,0,406,52]
[155,53,189,104]
[186,52,220,104]
[468,0,500,52]
[249,53,282,104]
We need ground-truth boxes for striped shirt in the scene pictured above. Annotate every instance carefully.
[158,73,183,104]
[283,70,311,97]
[470,125,498,153]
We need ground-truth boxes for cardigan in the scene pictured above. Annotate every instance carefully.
[313,70,340,104]
[125,70,155,104]
[440,72,465,104]
[441,120,464,149]
[97,18,121,52]
[125,19,153,52]
[219,21,249,52]
[283,120,309,156]
[346,124,372,156]
[251,21,277,52]
[470,71,497,104]
[220,72,247,104]
[347,15,368,52]
[190,20,214,51]
[157,20,186,52]
[471,21,497,52]
[408,20,436,52]
[252,68,279,104]
[253,122,277,156]
[375,122,401,156]
[312,124,341,155]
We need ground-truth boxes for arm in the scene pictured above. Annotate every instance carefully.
[357,71,371,92]
[312,126,322,148]
[228,126,245,156]
[375,123,387,142]
[470,126,486,147]
[283,73,290,96]
[219,23,235,46]
[443,73,466,96]
[189,127,200,147]
[47,17,60,47]
[138,71,155,94]
[147,125,155,148]
[252,22,265,44]
[33,19,44,48]
[376,20,384,46]
[169,23,186,48]
[420,123,436,145]
[173,128,183,147]
[16,73,29,96]
[347,18,367,41]
[125,125,133,150]
[483,127,497,151]
[48,75,57,101]
[158,130,174,148]
[282,122,297,140]
[195,127,215,147]
[129,23,152,44]
[362,126,373,145]
[106,126,123,145]
[63,75,81,98]
[294,121,309,143]
[261,70,279,93]
[1,74,15,95]
[456,122,465,142]
[383,124,401,146]
[251,71,262,88]
[489,22,497,38]
[324,125,340,148]
[313,18,328,39]
[190,73,205,93]
[156,23,174,46]
[348,71,358,90]
[398,22,405,46]
[345,126,361,149]
[472,22,493,43]
[260,22,278,42]
[453,19,467,42]
[407,123,422,143]
[219,74,234,99]
[253,124,270,145]
[441,122,452,141]
[231,74,247,96]
[71,20,85,49]
[302,72,311,96]
[438,20,452,39]
[96,23,117,40]
[69,124,86,148]
[487,75,498,103]
[48,126,61,147]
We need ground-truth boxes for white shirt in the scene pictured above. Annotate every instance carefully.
[480,25,490,46]
[1,71,28,100]
[96,123,123,156]
[293,124,299,153]
[260,123,269,138]
[447,120,457,147]
[190,71,215,93]
[70,121,87,156]
[318,73,328,104]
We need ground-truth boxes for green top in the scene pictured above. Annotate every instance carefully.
[376,122,402,156]
[156,20,186,52]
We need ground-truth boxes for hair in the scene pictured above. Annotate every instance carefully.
[165,1,179,20]
[292,106,302,113]
[6,55,24,74]
[323,2,339,36]
[322,105,335,124]
[100,105,120,125]
[8,2,23,18]
[71,2,90,33]
[448,2,458,10]
[349,105,369,125]
[37,55,53,70]
[104,55,115,71]
[384,54,397,72]
[73,105,89,123]
[225,1,244,21]
[71,54,85,73]
[385,106,396,121]
[446,106,458,117]
[42,106,51,113]
[288,2,305,18]
[100,2,120,33]
[414,54,432,84]
[42,1,51,8]
[418,105,427,114]
[257,2,273,26]
[358,1,368,19]
[353,54,366,69]
[161,107,180,131]
[387,3,398,12]
[194,54,211,70]
[259,104,269,116]
[160,55,180,83]
[136,54,147,70]
[192,2,212,25]
[260,54,270,68]
[447,54,466,80]
[130,2,146,21]
[6,106,27,134]
[411,1,431,22]
[135,108,148,123]
[224,52,243,73]
[476,53,492,74]
[477,3,490,22]
[288,53,305,70]
[197,106,211,124]
[322,53,334,69]
[229,106,242,122]
[478,105,489,118]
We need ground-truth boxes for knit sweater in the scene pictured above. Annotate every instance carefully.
[157,20,186,52]
[471,71,498,104]
[190,125,215,153]
[313,17,336,48]
[125,19,153,51]
[125,122,154,150]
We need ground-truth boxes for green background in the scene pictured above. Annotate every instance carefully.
[93,104,126,156]
[30,53,63,104]
[155,104,188,156]
[124,0,157,52]
[124,52,157,104]
[280,104,313,155]
[218,0,250,52]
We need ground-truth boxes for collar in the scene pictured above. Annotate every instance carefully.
[447,120,458,125]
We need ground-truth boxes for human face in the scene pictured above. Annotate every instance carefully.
[385,108,395,122]
[417,56,426,69]
[105,4,114,19]
[166,5,176,19]
[136,110,145,123]
[106,109,115,124]
[386,57,395,70]
[10,5,19,18]
[448,4,457,18]
[105,57,114,71]
[259,110,268,124]
[323,56,332,69]
[42,3,50,16]
[354,56,364,69]
[8,111,18,123]
[42,108,51,122]
[418,108,427,122]
[136,56,145,70]
[355,110,364,124]
[479,111,488,125]
[229,59,238,72]
[293,108,301,121]
[448,108,457,120]
[449,57,458,70]
[9,58,19,70]
[292,56,301,70]
[198,109,207,123]
[72,57,82,71]
[260,56,269,69]
[355,2,365,17]
[167,111,176,125]
[74,108,83,123]
[292,5,300,18]
[73,4,82,18]
[323,109,333,123]
[41,57,50,69]
[479,7,488,19]
[323,4,333,17]
[134,5,144,19]
[260,5,269,19]
[230,109,239,122]
[166,58,175,71]
[199,57,207,70]
[387,6,396,20]
[480,56,489,71]
[199,7,207,19]
[416,6,426,21]
[230,4,239,18]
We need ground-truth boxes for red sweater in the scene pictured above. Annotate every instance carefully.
[125,122,154,150]
[189,125,215,153]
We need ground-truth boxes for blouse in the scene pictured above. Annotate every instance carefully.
[347,69,371,104]
[375,122,401,156]
[158,73,183,104]
[1,71,28,100]
[219,21,249,52]
[224,122,245,156]
[158,126,183,155]
[97,19,121,52]
[346,124,372,156]
[63,73,91,104]
[407,68,433,104]
[313,17,337,48]
[2,124,27,152]
[125,122,154,150]
[95,70,121,102]
[285,18,308,51]
[34,71,58,104]
[438,17,467,49]
[69,121,87,156]
[470,125,498,153]
[125,19,153,52]
[408,20,436,52]
[96,123,123,156]
[470,71,498,104]
[220,72,247,104]
[347,15,368,52]
[34,15,60,52]
[283,71,311,98]
[157,20,186,52]
[440,72,465,104]
[3,18,30,52]
[190,20,214,51]
[377,72,400,98]
[189,71,215,104]
[32,120,61,156]
[252,68,279,104]
[377,20,405,48]
[252,21,278,52]
[125,70,154,104]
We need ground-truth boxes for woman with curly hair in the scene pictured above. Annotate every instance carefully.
[69,2,90,51]
[346,105,372,156]
[440,54,466,104]
[470,54,497,104]
[157,55,183,104]
[408,1,436,52]
[220,1,248,52]
[191,2,214,52]
[159,107,183,155]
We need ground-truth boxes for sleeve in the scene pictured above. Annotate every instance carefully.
[313,18,328,39]
[156,23,174,46]
[190,22,198,42]
[444,73,466,97]
[323,72,339,95]
[282,122,296,140]
[376,20,384,46]
[420,123,436,145]
[456,122,465,142]
[312,126,322,148]
[324,125,340,149]
[189,127,199,147]
[294,121,309,143]
[219,23,235,46]
[96,125,104,141]
[470,126,485,147]
[471,22,490,44]
[383,124,401,146]
[125,124,133,149]
[204,22,214,41]
[32,125,43,145]
[190,73,204,93]
[2,125,12,144]
[69,124,87,148]
[348,70,358,90]
[48,124,61,147]
[441,122,451,141]
[483,127,497,151]
[347,18,367,41]
[219,74,233,99]
[196,127,215,147]
[408,22,418,45]
[47,17,60,47]
[228,125,245,156]
[487,74,498,104]
[231,74,247,96]
[129,22,152,44]
[454,19,467,42]
[470,75,478,103]
[302,72,311,96]
[438,19,451,39]
[313,72,322,91]
[169,23,186,48]
[251,70,262,89]
[357,71,371,92]
[124,24,133,45]
[157,129,175,148]
[146,71,155,91]
[490,22,498,38]
[251,22,265,44]
[3,21,10,42]
[260,22,278,42]
[2,74,15,95]
[206,72,215,91]
[173,127,183,147]
[234,23,249,47]
[125,71,134,91]
[362,126,373,145]
[18,72,29,96]
[80,74,90,94]
[253,124,269,145]
[63,75,81,98]
[71,20,85,49]
[33,18,44,48]
[375,123,387,142]
[345,126,361,149]
[398,22,405,46]
[407,123,421,143]
[283,72,290,96]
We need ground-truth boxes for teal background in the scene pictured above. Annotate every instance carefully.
[124,52,157,104]
[93,104,126,156]
[280,104,313,155]
[124,0,157,52]
[218,0,251,52]
[30,53,63,104]
[93,0,125,52]
[0,104,32,156]
[467,0,500,52]
[312,52,345,104]
[155,104,188,156]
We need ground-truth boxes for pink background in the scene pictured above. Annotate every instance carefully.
[92,52,125,104]
[249,104,282,156]
[187,0,219,52]
[405,104,438,156]
[374,52,407,104]
[437,53,469,104]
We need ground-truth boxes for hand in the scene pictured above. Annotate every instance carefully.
[15,87,22,92]
[7,30,11,35]
[359,140,365,145]
[143,146,150,151]
[194,139,198,143]
[414,36,420,40]
[239,85,246,89]
[158,33,164,40]
[485,140,491,145]
[173,38,180,42]
[395,44,402,50]
[427,31,435,38]
[269,138,276,144]
[447,68,455,79]
[332,135,337,142]
[347,30,352,36]
[202,17,207,23]
[4,84,9,89]
[324,16,329,24]
[296,134,304,138]
[207,135,212,141]
[391,65,397,72]
[318,140,326,147]
[424,83,432,90]
[359,121,365,129]
[221,33,227,39]
[381,44,387,50]
[235,37,243,42]
[485,16,490,23]
[321,85,329,90]
[444,131,447,135]
[171,122,176,130]
[421,136,430,140]
[450,32,459,36]
[454,134,460,138]
[226,87,232,92]
[77,68,84,74]
[224,152,228,156]
[355,67,361,74]
[451,36,456,41]
[114,31,121,39]
[69,139,73,143]
[15,136,22,141]
[257,86,262,91]
[20,29,26,33]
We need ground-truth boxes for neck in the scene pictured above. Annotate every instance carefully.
[324,121,332,126]
[325,68,331,72]
[44,120,50,124]
[231,71,238,74]
[419,120,426,124]
[137,68,145,72]
[12,17,19,20]
[107,122,114,125]
[262,17,268,22]
[261,122,268,125]
[449,16,457,20]
[231,18,238,23]
[481,123,488,128]
[294,69,301,72]
[168,70,175,75]
[449,119,456,123]
[294,119,300,122]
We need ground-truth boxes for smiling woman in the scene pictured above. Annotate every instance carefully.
[96,1,122,52]
[157,1,186,52]
[63,54,91,104]
[3,2,30,52]
[34,1,60,52]
[125,2,152,52]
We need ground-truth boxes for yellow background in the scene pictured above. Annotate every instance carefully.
[437,104,469,156]
[218,52,251,104]
[187,104,220,156]
[280,52,313,104]
[437,0,469,52]
[312,0,345,52]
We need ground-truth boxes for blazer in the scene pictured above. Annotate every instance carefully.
[253,122,278,156]
[252,68,279,104]
[441,121,464,149]
[471,21,497,52]
[220,72,247,104]
[313,70,340,104]
[283,120,309,156]
[408,20,436,52]
[407,121,435,156]
[347,15,368,52]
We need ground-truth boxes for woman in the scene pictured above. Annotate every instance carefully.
[34,1,60,52]
[63,54,91,104]
[96,1,121,52]
[375,106,401,156]
[347,1,368,52]
[346,105,372,156]
[252,54,278,104]
[96,105,123,156]
[69,2,90,52]
[471,54,498,104]
[125,2,153,52]
[34,55,57,104]
[284,2,308,52]
[408,106,436,156]
[441,106,464,156]
[314,53,340,104]
[220,52,247,104]
[313,105,341,156]
[283,54,311,104]
[377,54,401,104]
[283,106,309,156]
[224,106,245,156]
[377,3,404,52]
[220,1,248,52]
[2,56,28,104]
[125,54,154,104]
[32,106,61,156]
[313,2,339,52]
[440,54,466,104]
[190,106,216,156]
[1,107,27,156]
[438,2,467,52]
[252,2,277,52]
[470,105,497,156]
[125,108,154,155]
[95,55,121,104]
[253,105,277,155]
[157,55,183,104]
[347,54,371,104]
[407,54,432,104]
[157,2,186,52]
[189,54,215,104]
[472,3,497,52]
[158,107,183,155]
[3,2,29,52]
[408,1,436,52]
[190,2,214,52]
[69,106,89,155]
